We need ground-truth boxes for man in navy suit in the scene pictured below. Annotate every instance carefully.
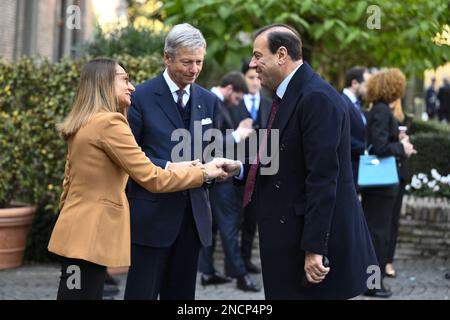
[199,71,260,292]
[230,59,271,274]
[241,24,378,299]
[340,67,370,187]
[124,23,222,300]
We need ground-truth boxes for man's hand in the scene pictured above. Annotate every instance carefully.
[235,118,254,141]
[212,158,242,181]
[304,252,330,284]
[167,159,200,170]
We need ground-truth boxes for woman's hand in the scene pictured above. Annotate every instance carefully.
[203,159,227,181]
[401,140,417,157]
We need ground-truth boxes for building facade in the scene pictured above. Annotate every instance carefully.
[0,0,94,61]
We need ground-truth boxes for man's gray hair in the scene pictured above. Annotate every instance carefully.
[164,23,207,59]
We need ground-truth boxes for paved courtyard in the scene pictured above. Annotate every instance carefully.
[0,258,448,300]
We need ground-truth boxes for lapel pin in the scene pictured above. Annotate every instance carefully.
[197,105,201,109]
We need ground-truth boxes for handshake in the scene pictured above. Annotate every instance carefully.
[167,158,242,182]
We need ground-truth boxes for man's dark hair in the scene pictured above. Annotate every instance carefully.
[220,71,248,94]
[345,67,367,88]
[241,58,254,75]
[253,24,302,60]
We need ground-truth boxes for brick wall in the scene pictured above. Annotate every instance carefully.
[396,196,450,260]
[35,0,58,60]
[0,0,18,60]
[0,0,94,61]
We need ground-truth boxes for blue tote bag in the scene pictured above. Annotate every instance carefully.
[357,154,399,188]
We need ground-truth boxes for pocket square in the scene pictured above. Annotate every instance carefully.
[201,118,212,125]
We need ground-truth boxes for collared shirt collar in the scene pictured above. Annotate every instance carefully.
[210,86,224,102]
[276,62,303,100]
[163,69,191,103]
[343,88,358,104]
[244,91,261,112]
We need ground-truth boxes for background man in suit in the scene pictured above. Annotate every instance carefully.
[425,77,437,120]
[230,59,271,274]
[340,67,370,187]
[241,24,378,299]
[199,71,260,292]
[124,23,223,300]
[437,78,450,122]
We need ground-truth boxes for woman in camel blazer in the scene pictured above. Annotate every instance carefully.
[48,58,226,299]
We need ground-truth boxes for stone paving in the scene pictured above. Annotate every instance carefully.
[0,258,448,300]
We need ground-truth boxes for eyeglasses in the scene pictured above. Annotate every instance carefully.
[115,72,129,85]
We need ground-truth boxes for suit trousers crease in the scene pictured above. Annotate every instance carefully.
[199,181,247,277]
[124,202,201,300]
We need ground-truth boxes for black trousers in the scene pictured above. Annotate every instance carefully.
[124,204,201,300]
[235,186,257,264]
[199,180,247,277]
[361,187,399,274]
[56,256,106,300]
[387,180,406,263]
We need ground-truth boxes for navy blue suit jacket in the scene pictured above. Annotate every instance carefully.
[126,74,220,248]
[245,62,377,299]
[340,93,366,186]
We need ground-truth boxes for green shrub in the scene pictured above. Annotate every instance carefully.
[407,133,450,177]
[406,132,450,198]
[408,119,450,135]
[81,25,166,58]
[0,55,163,261]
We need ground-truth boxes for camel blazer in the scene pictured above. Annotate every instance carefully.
[48,112,203,267]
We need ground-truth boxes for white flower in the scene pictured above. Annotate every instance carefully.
[431,169,441,180]
[405,185,411,191]
[411,179,422,189]
[440,176,450,185]
[423,177,429,183]
[427,181,436,189]
[418,173,426,180]
[433,185,440,192]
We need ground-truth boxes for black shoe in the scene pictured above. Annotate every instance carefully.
[363,287,393,298]
[445,273,450,280]
[105,273,119,286]
[236,274,261,292]
[103,284,120,298]
[201,272,232,286]
[244,261,261,274]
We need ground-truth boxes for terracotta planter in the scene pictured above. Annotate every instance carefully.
[107,266,129,275]
[0,206,35,270]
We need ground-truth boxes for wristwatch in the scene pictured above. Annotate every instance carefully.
[200,165,212,183]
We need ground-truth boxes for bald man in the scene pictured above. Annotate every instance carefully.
[240,24,378,299]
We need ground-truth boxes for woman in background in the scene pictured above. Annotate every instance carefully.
[48,58,227,299]
[362,68,416,298]
[385,98,413,278]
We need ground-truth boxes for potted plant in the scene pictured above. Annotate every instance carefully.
[0,110,35,269]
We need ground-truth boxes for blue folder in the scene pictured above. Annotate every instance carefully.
[357,155,399,188]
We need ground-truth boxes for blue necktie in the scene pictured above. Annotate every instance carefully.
[176,89,186,109]
[250,96,257,121]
